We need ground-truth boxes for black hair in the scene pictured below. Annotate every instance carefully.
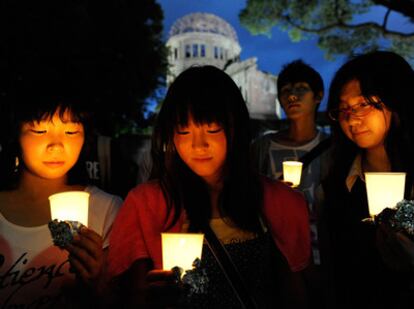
[150,65,263,232]
[0,79,93,190]
[326,51,414,198]
[277,59,324,102]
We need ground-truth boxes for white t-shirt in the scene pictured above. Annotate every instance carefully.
[252,130,330,265]
[0,186,122,308]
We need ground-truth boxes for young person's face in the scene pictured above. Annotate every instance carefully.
[19,108,85,180]
[279,82,321,120]
[173,114,227,186]
[338,79,392,151]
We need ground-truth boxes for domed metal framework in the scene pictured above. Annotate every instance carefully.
[169,12,238,43]
[166,12,281,120]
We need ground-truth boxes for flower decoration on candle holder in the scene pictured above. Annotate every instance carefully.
[48,219,84,248]
[162,233,208,295]
[180,258,209,296]
[376,200,414,240]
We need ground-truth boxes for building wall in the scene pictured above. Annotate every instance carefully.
[226,58,279,120]
[167,32,240,85]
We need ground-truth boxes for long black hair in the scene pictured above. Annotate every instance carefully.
[150,65,263,232]
[0,79,94,190]
[326,51,414,198]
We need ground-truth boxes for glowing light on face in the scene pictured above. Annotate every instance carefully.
[19,109,85,180]
[338,80,392,151]
[173,114,227,186]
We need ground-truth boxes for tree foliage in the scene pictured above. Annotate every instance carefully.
[0,0,168,136]
[239,0,414,63]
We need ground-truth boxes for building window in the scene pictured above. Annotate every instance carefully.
[214,46,219,59]
[174,48,178,60]
[201,44,206,57]
[220,47,223,60]
[185,45,191,58]
[225,49,228,60]
[192,44,198,57]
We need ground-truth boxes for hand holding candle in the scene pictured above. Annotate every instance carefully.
[48,191,104,284]
[48,191,90,248]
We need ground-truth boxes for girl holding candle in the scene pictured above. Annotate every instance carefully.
[107,65,311,308]
[0,80,122,307]
[321,51,414,308]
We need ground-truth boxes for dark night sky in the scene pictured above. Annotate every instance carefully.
[157,0,413,113]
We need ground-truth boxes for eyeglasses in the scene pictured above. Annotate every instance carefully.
[328,101,382,121]
[280,86,312,98]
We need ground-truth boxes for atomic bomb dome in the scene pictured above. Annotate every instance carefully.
[166,12,281,120]
[167,13,241,84]
[169,12,239,43]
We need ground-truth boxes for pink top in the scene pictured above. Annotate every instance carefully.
[107,178,310,277]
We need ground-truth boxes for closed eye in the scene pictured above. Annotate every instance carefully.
[207,128,223,134]
[65,131,80,135]
[176,130,189,135]
[30,129,46,134]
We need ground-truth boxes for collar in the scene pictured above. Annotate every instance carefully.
[346,154,365,192]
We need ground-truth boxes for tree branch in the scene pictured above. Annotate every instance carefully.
[284,15,414,40]
[383,9,391,28]
[373,0,414,19]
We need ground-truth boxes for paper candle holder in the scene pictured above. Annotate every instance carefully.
[161,233,204,272]
[365,172,406,217]
[49,191,90,226]
[283,161,303,187]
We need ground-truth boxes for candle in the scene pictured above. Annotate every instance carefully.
[161,233,204,272]
[365,172,406,216]
[283,161,303,187]
[49,191,90,226]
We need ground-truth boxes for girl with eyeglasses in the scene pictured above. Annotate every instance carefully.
[320,51,414,308]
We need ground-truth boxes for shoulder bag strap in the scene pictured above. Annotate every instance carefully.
[278,136,332,181]
[203,225,258,309]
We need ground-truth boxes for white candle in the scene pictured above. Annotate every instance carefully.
[283,161,303,187]
[161,233,204,272]
[49,191,90,226]
[365,172,406,216]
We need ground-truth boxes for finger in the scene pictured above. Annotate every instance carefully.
[66,239,101,265]
[71,230,103,261]
[68,254,92,282]
[146,270,176,283]
[77,227,103,247]
[395,231,413,247]
[395,232,414,262]
[378,222,394,236]
[280,180,294,187]
[66,243,102,275]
